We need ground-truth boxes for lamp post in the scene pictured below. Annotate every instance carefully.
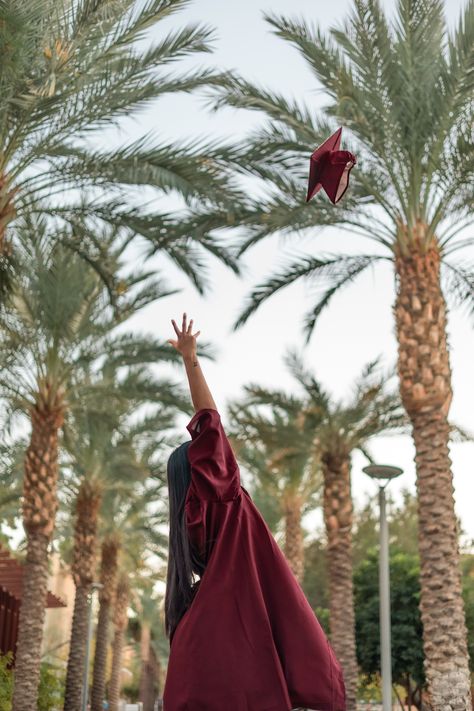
[82,582,103,711]
[363,464,403,711]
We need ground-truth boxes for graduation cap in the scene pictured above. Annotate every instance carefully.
[306,127,356,204]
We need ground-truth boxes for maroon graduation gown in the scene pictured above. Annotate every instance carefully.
[163,408,346,711]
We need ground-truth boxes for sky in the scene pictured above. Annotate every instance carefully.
[114,0,474,544]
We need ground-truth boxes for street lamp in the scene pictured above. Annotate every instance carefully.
[82,581,103,711]
[363,464,403,711]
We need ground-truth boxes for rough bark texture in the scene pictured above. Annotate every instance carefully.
[108,573,129,711]
[91,536,119,711]
[12,403,63,711]
[283,495,304,583]
[64,585,90,711]
[322,453,358,711]
[64,480,102,711]
[395,235,472,711]
[11,532,50,711]
[71,480,102,587]
[139,624,158,711]
[90,593,111,711]
[22,404,63,536]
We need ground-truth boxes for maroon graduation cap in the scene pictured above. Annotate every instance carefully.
[306,127,357,204]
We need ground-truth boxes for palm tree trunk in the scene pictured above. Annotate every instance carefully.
[12,403,63,711]
[322,452,358,711]
[395,237,472,711]
[108,627,125,711]
[108,573,129,711]
[91,593,111,711]
[11,531,50,708]
[91,535,119,711]
[64,480,102,711]
[282,494,304,582]
[152,648,161,709]
[139,624,155,711]
[64,584,90,711]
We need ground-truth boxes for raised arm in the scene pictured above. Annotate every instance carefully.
[168,312,217,413]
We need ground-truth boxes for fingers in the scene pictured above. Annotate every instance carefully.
[167,339,178,349]
[172,314,198,340]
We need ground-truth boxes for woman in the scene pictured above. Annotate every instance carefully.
[163,313,346,711]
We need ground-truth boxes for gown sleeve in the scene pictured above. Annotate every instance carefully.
[186,408,240,501]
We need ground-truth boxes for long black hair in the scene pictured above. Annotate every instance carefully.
[165,441,206,642]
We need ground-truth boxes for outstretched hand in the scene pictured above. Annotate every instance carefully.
[168,313,201,360]
[169,313,216,411]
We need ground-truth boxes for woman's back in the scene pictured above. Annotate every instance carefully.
[163,408,346,711]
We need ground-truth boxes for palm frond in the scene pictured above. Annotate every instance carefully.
[1,0,235,297]
[234,253,385,337]
[42,137,232,201]
[209,74,320,144]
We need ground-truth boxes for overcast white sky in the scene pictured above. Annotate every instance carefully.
[117,0,474,544]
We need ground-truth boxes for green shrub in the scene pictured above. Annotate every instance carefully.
[37,663,65,711]
[0,655,65,711]
[0,654,13,711]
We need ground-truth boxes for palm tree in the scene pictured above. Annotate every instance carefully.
[286,353,406,710]
[0,0,241,298]
[91,533,121,711]
[0,225,180,710]
[108,571,130,711]
[90,424,173,711]
[229,390,320,581]
[139,619,156,711]
[211,2,474,706]
[65,477,102,711]
[130,478,172,711]
[62,376,181,711]
[231,355,405,709]
[135,585,165,711]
